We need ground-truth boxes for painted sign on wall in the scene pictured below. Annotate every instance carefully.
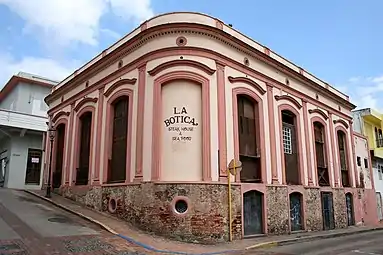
[164,107,198,142]
[161,80,202,181]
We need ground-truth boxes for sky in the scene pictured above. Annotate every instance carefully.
[0,0,381,110]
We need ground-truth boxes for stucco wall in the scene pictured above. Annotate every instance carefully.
[43,12,364,243]
[6,133,44,190]
[372,158,383,199]
[161,80,203,181]
[46,32,356,187]
[0,82,50,116]
[354,134,373,189]
[0,85,19,111]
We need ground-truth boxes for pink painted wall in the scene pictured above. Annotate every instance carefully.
[45,12,356,189]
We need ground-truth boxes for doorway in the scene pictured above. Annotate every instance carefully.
[25,149,42,185]
[345,193,355,226]
[289,192,303,231]
[243,190,263,236]
[0,150,7,187]
[53,124,66,188]
[377,192,383,221]
[321,192,335,230]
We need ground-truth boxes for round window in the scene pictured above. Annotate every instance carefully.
[108,198,117,213]
[175,199,188,214]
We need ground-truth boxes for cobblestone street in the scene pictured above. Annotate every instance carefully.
[0,189,151,255]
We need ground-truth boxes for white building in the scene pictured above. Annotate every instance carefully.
[0,72,57,189]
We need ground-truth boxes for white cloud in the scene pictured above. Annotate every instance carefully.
[0,0,154,46]
[108,0,154,22]
[100,28,122,40]
[0,53,77,87]
[337,75,383,111]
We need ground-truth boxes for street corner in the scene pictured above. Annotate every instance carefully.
[52,235,150,255]
[97,234,149,253]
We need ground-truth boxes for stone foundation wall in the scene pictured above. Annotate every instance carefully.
[61,183,241,244]
[60,185,102,210]
[59,183,363,243]
[333,188,347,229]
[266,186,289,234]
[304,187,322,231]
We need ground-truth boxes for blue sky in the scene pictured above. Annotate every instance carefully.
[0,0,381,110]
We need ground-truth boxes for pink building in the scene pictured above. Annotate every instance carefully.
[44,12,378,243]
[352,132,378,226]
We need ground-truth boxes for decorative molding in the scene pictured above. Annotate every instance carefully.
[308,109,328,120]
[333,119,349,129]
[228,76,266,95]
[44,24,355,113]
[217,61,227,180]
[140,22,148,31]
[74,97,98,112]
[176,36,187,47]
[104,78,137,97]
[52,111,70,123]
[274,95,302,109]
[45,46,354,122]
[147,59,216,76]
[215,19,223,30]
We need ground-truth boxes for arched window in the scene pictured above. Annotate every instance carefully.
[314,121,329,186]
[76,112,92,185]
[237,95,261,183]
[337,130,350,187]
[108,96,129,183]
[281,110,299,185]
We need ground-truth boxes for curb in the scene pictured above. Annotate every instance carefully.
[23,190,238,255]
[245,227,383,250]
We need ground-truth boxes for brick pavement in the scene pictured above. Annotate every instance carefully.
[25,190,383,255]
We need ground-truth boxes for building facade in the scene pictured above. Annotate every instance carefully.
[352,132,378,225]
[0,72,56,189]
[353,108,383,221]
[44,12,376,243]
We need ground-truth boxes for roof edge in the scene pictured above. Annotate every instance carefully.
[0,74,55,104]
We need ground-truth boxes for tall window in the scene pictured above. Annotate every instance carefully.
[76,112,92,185]
[314,122,329,186]
[376,128,383,148]
[281,110,299,184]
[53,123,66,188]
[337,130,350,187]
[108,96,129,183]
[237,95,261,183]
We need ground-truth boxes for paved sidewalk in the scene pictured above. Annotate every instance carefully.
[25,189,383,254]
